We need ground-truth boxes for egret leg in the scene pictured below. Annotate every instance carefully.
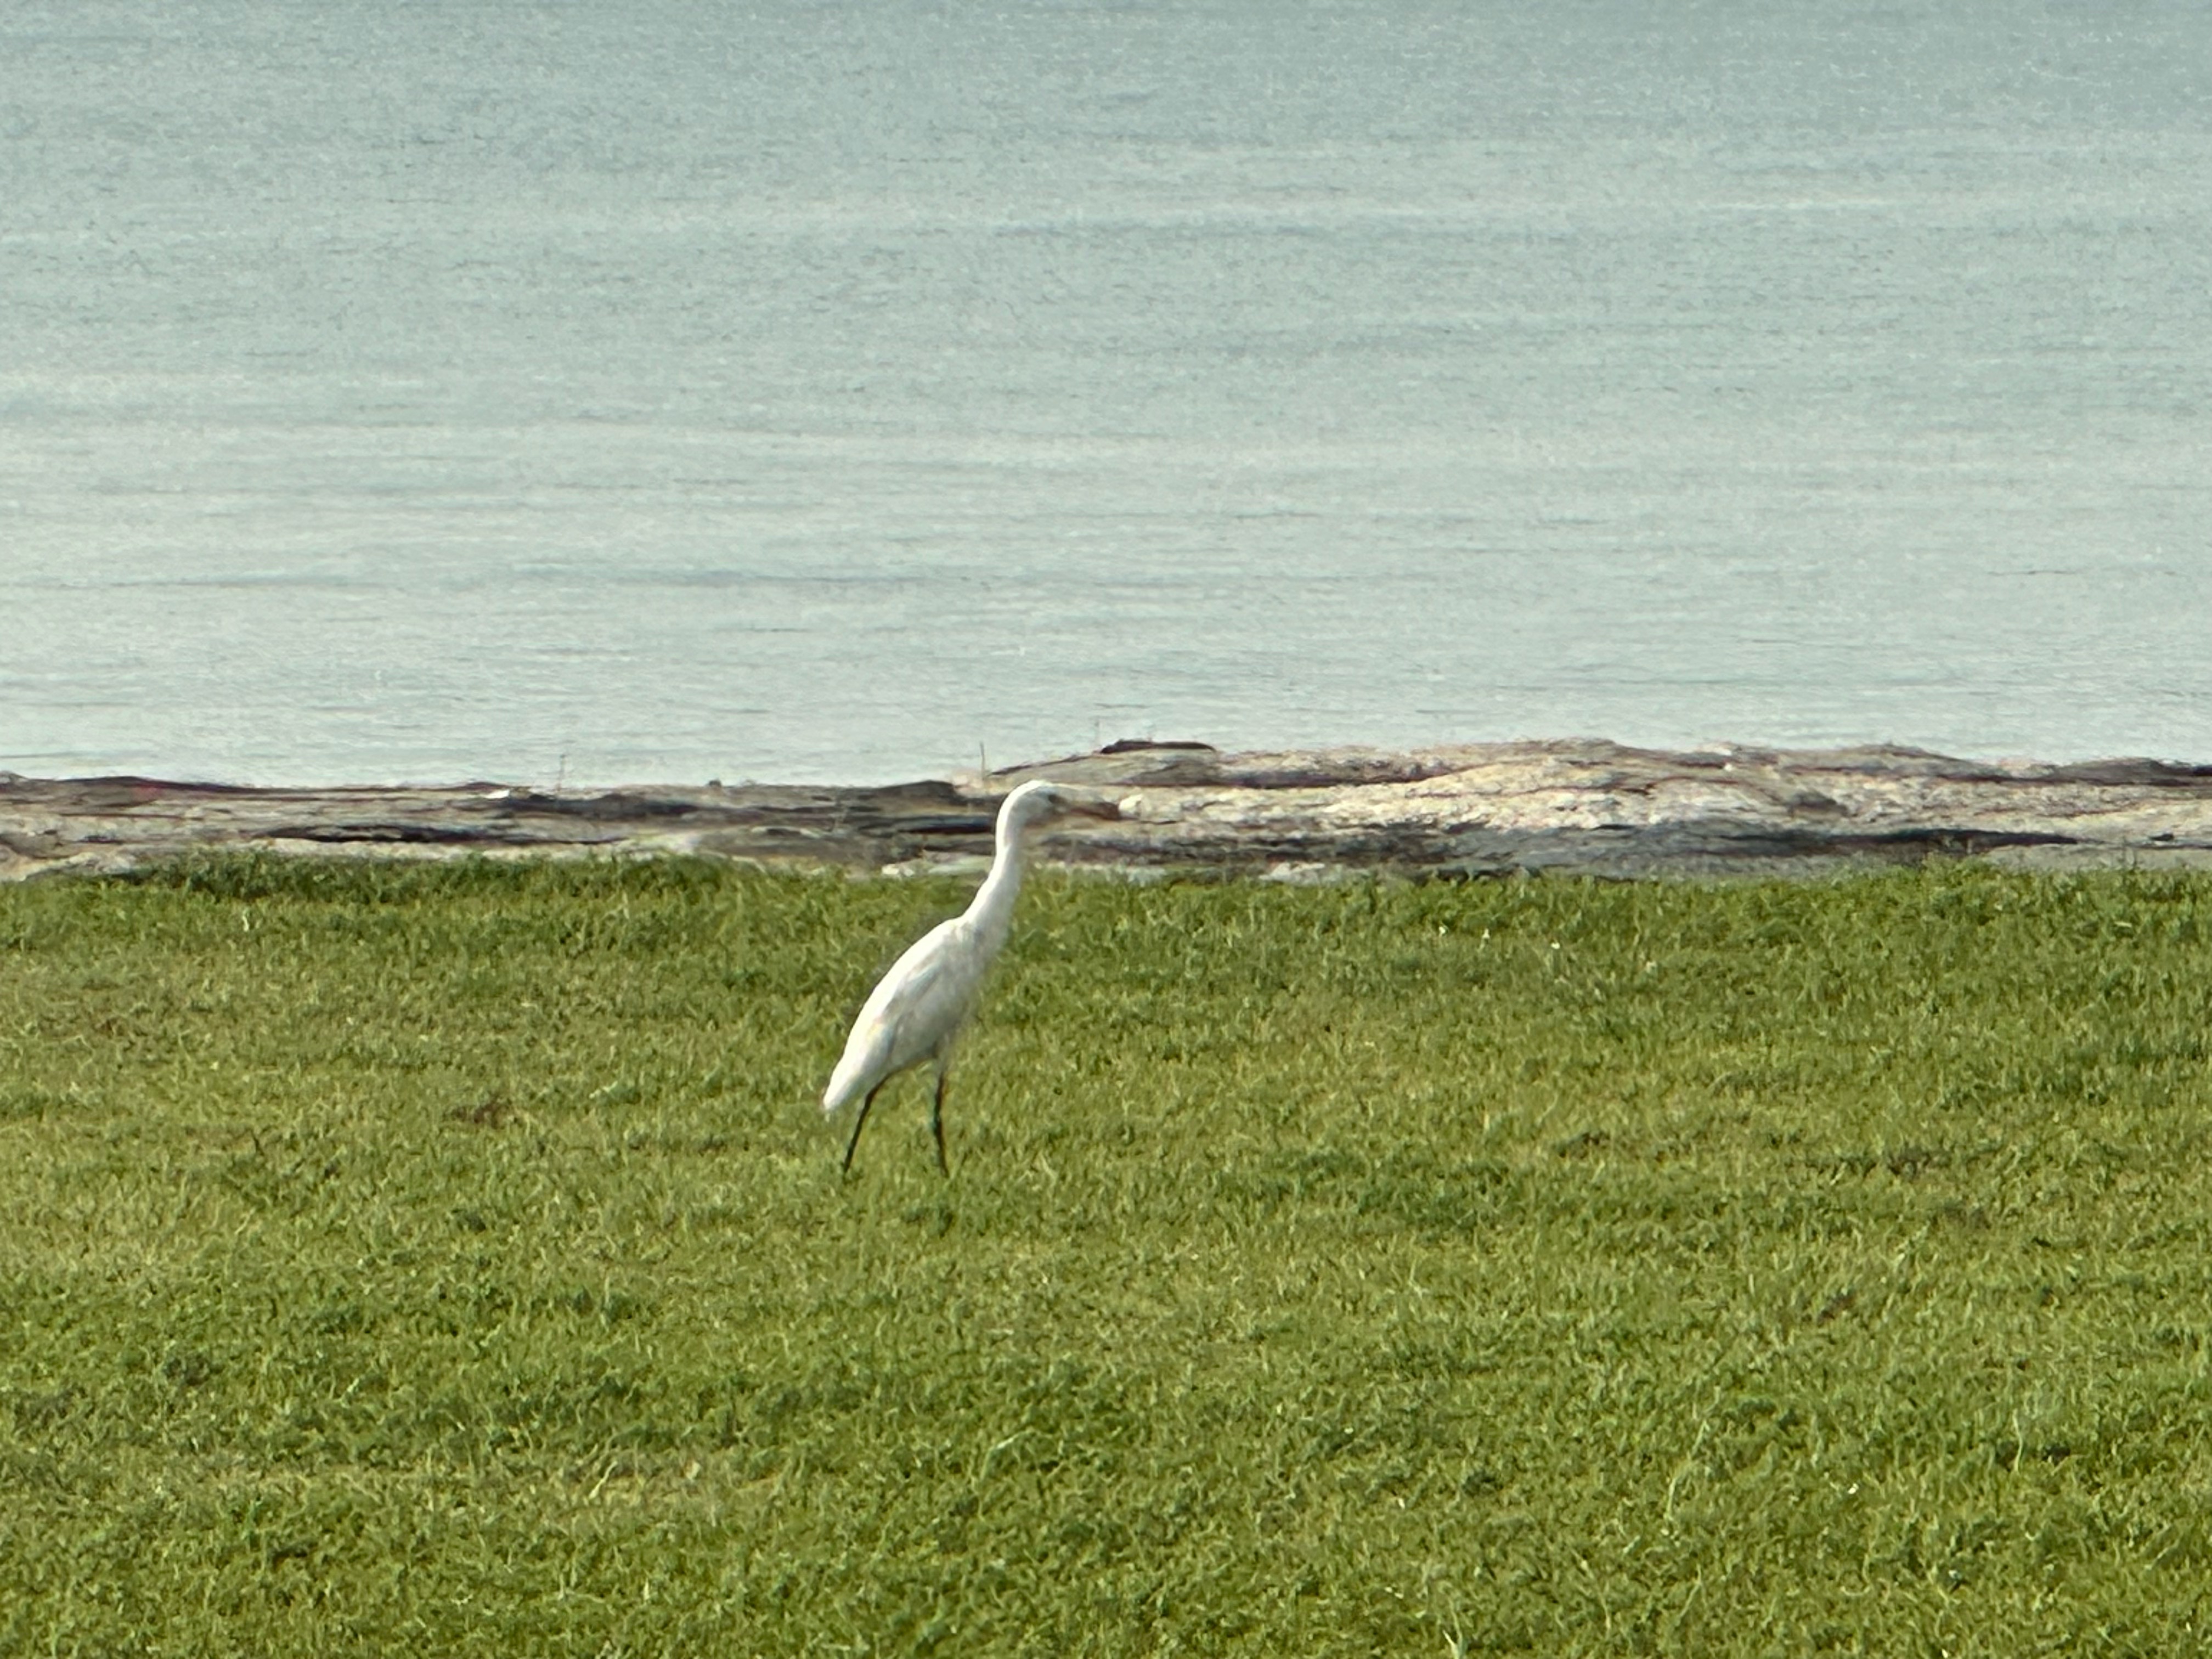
[842,1080,887,1175]
[929,1066,950,1177]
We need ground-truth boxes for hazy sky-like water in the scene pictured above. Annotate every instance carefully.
[3,1,2208,785]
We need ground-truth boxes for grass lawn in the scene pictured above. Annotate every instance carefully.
[2,856,2210,1655]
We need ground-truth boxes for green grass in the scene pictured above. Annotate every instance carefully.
[3,857,2211,1655]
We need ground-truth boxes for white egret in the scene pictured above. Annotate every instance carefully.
[822,780,1116,1174]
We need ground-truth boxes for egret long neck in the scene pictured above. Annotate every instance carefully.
[966,805,1032,948]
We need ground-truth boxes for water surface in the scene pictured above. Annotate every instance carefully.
[4,2,2207,784]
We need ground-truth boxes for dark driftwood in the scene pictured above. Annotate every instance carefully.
[6,740,2212,883]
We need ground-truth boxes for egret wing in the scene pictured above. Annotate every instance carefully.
[822,919,981,1111]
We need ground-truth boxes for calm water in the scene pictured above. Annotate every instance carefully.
[4,2,2208,786]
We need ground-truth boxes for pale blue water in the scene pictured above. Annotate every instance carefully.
[3,2,2208,786]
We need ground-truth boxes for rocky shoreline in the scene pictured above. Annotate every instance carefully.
[7,739,2212,883]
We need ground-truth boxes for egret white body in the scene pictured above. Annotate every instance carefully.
[822,780,1109,1173]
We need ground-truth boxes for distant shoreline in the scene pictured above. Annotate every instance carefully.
[7,739,2212,883]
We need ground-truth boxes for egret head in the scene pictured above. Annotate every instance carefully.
[994,778,1121,837]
